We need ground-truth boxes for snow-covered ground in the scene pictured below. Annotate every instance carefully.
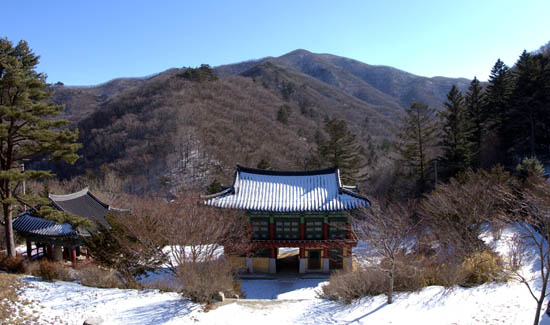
[15,224,550,324]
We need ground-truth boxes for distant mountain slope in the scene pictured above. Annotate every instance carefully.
[216,49,471,111]
[53,65,393,194]
[50,49,473,194]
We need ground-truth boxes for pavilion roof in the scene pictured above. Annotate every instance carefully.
[204,165,370,212]
[13,188,123,238]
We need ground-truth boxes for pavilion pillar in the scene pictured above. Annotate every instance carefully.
[322,247,330,273]
[47,245,53,260]
[343,247,352,272]
[299,247,306,274]
[70,247,77,266]
[26,239,33,260]
[76,246,81,257]
[245,257,254,273]
[268,247,276,274]
[53,245,63,261]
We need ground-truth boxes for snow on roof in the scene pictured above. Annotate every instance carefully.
[204,165,370,212]
[13,213,76,237]
[14,188,121,238]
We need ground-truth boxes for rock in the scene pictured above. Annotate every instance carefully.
[83,316,103,325]
[214,291,225,301]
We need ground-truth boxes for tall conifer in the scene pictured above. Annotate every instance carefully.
[318,118,367,184]
[484,59,513,132]
[465,77,485,167]
[396,103,439,192]
[440,85,475,177]
[0,38,80,256]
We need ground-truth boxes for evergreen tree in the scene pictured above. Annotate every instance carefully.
[206,179,222,195]
[256,158,270,170]
[465,77,485,167]
[484,59,513,132]
[440,85,475,177]
[276,105,291,125]
[0,38,80,257]
[504,51,548,162]
[396,103,439,192]
[316,118,367,184]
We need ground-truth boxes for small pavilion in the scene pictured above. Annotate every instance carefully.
[13,188,122,265]
[205,165,370,273]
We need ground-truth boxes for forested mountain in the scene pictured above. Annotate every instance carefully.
[49,50,473,195]
[217,49,471,110]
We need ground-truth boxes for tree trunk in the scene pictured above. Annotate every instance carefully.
[388,261,395,304]
[534,271,549,325]
[3,203,15,257]
[534,299,543,325]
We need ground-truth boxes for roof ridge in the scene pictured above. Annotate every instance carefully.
[236,165,339,176]
[49,187,90,201]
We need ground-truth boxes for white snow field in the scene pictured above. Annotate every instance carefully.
[17,225,550,324]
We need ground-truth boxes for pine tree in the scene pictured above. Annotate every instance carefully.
[440,85,475,178]
[484,59,513,132]
[465,77,485,167]
[256,158,270,170]
[504,51,547,161]
[396,103,439,192]
[317,118,367,184]
[0,38,80,257]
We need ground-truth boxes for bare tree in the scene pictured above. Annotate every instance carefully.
[355,199,417,304]
[420,167,510,259]
[497,176,550,325]
[150,192,251,273]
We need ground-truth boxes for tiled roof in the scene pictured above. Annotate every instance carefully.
[13,188,121,238]
[204,165,370,212]
[49,188,111,228]
[13,213,76,237]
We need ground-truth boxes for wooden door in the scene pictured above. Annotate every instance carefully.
[308,250,321,270]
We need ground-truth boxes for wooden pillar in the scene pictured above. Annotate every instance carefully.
[269,247,276,259]
[47,245,53,260]
[323,247,329,258]
[70,247,77,266]
[26,239,33,260]
[269,216,275,240]
[299,247,305,259]
[63,247,68,260]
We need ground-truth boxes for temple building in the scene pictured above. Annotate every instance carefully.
[205,165,370,273]
[13,188,122,265]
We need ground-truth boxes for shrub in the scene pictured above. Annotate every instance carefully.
[53,263,77,282]
[0,254,25,273]
[23,260,41,276]
[176,260,239,303]
[76,264,126,289]
[320,263,424,304]
[459,250,506,286]
[39,260,56,281]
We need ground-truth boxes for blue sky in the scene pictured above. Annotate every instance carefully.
[2,1,549,85]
